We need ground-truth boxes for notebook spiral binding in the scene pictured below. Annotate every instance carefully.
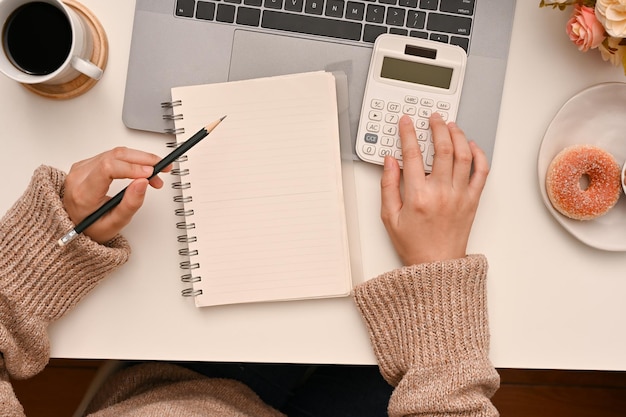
[162,99,203,298]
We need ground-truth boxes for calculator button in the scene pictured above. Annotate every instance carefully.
[366,122,380,133]
[437,111,449,121]
[420,98,434,107]
[405,95,418,104]
[416,130,429,141]
[364,133,378,144]
[381,136,394,147]
[362,144,376,155]
[368,110,382,121]
[418,108,432,118]
[379,148,393,157]
[382,125,397,135]
[385,113,399,124]
[387,102,401,113]
[416,118,430,130]
[396,139,402,148]
[437,101,451,110]
[403,105,416,115]
[394,150,402,159]
[426,146,434,167]
[371,99,385,110]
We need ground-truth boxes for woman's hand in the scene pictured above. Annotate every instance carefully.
[380,113,489,266]
[63,147,170,244]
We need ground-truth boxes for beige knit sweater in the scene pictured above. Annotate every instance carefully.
[0,166,499,416]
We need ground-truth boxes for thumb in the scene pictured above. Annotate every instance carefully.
[380,156,402,224]
[115,178,149,222]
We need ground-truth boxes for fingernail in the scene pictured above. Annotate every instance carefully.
[384,156,393,169]
[431,112,441,120]
[399,115,412,125]
[142,166,153,175]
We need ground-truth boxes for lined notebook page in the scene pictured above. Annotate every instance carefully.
[171,72,352,307]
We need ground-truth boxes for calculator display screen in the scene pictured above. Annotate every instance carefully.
[380,56,453,89]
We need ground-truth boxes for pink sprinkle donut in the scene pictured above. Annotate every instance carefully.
[546,145,621,220]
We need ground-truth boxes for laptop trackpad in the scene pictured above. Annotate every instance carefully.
[228,30,372,156]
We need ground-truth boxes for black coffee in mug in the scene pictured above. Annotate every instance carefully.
[2,2,72,75]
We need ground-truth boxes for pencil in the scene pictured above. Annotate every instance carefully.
[57,115,226,247]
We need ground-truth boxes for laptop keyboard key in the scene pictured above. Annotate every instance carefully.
[427,12,471,35]
[398,0,417,7]
[440,0,475,16]
[262,10,363,40]
[216,4,236,22]
[386,7,406,26]
[429,33,448,43]
[346,2,365,20]
[390,27,408,35]
[237,7,261,25]
[176,0,196,17]
[366,4,385,24]
[410,30,428,38]
[419,0,438,10]
[196,1,216,20]
[305,0,324,15]
[325,0,344,18]
[450,35,469,51]
[363,24,387,42]
[285,0,304,12]
[406,10,425,29]
[265,0,283,9]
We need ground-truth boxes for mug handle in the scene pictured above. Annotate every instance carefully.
[71,56,103,80]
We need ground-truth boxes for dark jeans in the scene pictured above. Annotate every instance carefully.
[176,362,393,417]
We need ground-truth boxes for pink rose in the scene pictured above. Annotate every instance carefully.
[566,5,607,51]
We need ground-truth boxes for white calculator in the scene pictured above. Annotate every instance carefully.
[355,34,467,171]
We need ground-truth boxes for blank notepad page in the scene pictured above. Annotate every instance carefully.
[171,72,352,307]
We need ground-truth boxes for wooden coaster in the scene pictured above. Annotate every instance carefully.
[21,0,108,100]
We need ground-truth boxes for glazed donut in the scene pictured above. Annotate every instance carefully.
[546,144,621,220]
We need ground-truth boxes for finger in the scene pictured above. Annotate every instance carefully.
[447,122,473,187]
[108,147,164,168]
[82,161,152,200]
[148,174,165,189]
[468,141,489,197]
[380,155,402,226]
[398,115,426,192]
[81,147,166,188]
[429,113,454,182]
[105,179,149,230]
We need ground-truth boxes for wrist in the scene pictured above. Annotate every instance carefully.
[0,166,131,321]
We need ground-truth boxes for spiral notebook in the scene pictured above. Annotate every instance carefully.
[164,71,354,307]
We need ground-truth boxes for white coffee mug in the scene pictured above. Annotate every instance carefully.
[0,0,103,85]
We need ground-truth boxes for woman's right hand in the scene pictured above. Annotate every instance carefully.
[379,113,489,266]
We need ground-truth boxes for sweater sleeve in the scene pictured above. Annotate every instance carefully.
[353,255,499,417]
[0,166,131,384]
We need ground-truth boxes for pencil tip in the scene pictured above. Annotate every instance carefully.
[220,115,227,121]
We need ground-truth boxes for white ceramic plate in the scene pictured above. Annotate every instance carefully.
[538,82,626,251]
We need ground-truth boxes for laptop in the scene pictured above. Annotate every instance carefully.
[122,0,516,163]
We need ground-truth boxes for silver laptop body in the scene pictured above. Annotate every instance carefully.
[122,0,516,163]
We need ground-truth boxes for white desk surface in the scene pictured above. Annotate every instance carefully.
[1,1,626,371]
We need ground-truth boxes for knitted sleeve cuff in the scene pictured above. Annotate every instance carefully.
[0,166,130,378]
[353,255,491,387]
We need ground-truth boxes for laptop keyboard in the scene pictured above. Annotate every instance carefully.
[174,0,475,51]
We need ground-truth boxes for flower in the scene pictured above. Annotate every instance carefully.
[567,5,606,51]
[599,35,626,64]
[595,0,626,37]
[541,0,626,74]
